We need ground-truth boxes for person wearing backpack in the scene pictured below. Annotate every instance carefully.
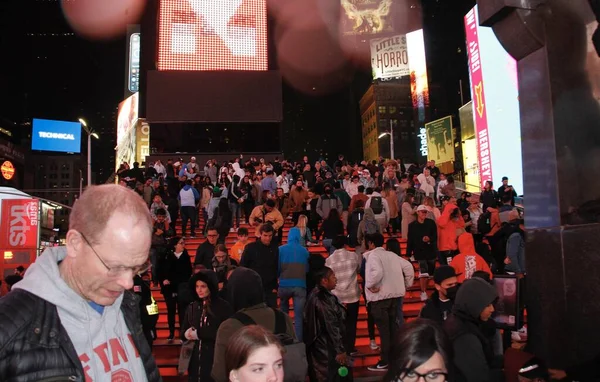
[209,198,233,244]
[212,267,302,382]
[357,208,381,255]
[347,199,366,247]
[365,187,390,233]
[304,267,349,381]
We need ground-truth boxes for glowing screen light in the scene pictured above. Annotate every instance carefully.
[158,0,268,71]
[406,29,430,158]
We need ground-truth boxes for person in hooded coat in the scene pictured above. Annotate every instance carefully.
[211,267,296,382]
[304,267,348,382]
[443,277,502,382]
[450,233,493,283]
[182,270,233,382]
[356,208,381,254]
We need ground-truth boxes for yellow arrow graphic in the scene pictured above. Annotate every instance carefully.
[475,81,485,118]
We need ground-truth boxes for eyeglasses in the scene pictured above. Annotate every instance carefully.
[398,370,448,382]
[79,232,151,277]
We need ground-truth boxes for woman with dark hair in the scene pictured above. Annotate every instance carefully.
[182,270,233,382]
[385,319,452,382]
[240,175,255,224]
[382,182,400,234]
[401,194,418,240]
[159,236,193,340]
[225,325,285,382]
[210,198,233,244]
[320,208,344,255]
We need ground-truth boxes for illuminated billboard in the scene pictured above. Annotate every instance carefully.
[32,119,82,153]
[465,6,523,194]
[406,29,430,158]
[158,0,268,71]
[426,116,455,164]
[115,93,139,172]
[341,0,393,36]
[370,35,409,80]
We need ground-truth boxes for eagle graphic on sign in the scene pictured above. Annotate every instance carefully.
[341,0,392,35]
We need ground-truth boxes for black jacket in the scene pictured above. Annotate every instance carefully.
[195,241,216,269]
[443,278,501,382]
[419,290,453,325]
[240,241,279,291]
[304,285,347,382]
[0,289,161,382]
[182,271,233,382]
[160,249,193,296]
[406,218,438,261]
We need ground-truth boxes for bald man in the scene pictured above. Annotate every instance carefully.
[0,185,161,382]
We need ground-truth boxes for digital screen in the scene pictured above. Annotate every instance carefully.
[32,119,81,153]
[158,0,268,71]
[340,0,393,36]
[465,6,523,194]
[115,93,139,172]
[129,33,140,93]
[370,34,409,80]
[492,276,522,330]
[406,29,430,158]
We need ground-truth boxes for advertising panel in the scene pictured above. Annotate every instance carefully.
[341,0,393,36]
[115,93,139,172]
[370,35,409,80]
[425,116,454,164]
[1,199,39,250]
[459,101,480,192]
[406,29,429,158]
[41,203,55,230]
[135,119,150,165]
[465,6,523,193]
[124,25,141,97]
[32,119,82,154]
[158,0,268,71]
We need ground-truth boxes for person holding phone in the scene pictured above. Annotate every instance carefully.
[182,270,233,382]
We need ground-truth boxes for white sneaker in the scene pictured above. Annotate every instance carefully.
[230,228,236,232]
[410,256,415,262]
[420,292,428,301]
[370,340,380,350]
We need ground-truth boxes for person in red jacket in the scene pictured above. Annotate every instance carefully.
[437,201,465,265]
[450,233,493,283]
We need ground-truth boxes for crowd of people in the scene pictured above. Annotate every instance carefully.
[1,155,597,382]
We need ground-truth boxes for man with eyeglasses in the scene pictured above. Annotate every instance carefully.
[0,184,160,382]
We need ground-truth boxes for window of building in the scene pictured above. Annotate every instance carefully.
[62,164,70,171]
[49,174,58,179]
[401,132,409,141]
[378,106,386,114]
[389,106,397,114]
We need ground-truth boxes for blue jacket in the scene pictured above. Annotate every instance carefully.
[278,228,309,288]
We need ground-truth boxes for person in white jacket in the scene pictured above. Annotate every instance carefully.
[365,189,390,233]
[231,162,245,185]
[364,232,415,372]
[417,168,436,197]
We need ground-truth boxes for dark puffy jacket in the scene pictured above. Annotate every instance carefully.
[0,289,161,382]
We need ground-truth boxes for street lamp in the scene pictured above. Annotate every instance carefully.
[378,120,396,160]
[79,118,99,187]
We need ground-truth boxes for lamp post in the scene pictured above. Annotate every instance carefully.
[78,118,99,187]
[378,120,396,160]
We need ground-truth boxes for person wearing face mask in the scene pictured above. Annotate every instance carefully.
[316,184,343,222]
[182,270,233,382]
[420,266,460,325]
[289,179,309,225]
[444,277,502,382]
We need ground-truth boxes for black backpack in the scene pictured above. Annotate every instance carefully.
[233,309,307,382]
[478,211,492,235]
[370,196,384,215]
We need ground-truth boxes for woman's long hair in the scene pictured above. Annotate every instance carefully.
[386,238,401,257]
[225,325,284,378]
[296,214,308,237]
[385,319,452,382]
[217,198,230,216]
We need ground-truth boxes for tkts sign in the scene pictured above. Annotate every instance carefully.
[1,199,39,249]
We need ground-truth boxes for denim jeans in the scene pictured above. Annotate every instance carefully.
[278,286,307,341]
[229,201,241,228]
[322,239,334,255]
[396,296,404,327]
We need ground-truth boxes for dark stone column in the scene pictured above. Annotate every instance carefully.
[476,0,600,367]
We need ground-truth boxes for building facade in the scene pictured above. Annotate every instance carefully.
[360,80,416,162]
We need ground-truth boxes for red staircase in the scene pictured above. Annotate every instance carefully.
[153,216,433,381]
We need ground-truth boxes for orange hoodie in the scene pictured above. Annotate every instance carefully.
[437,203,466,251]
[451,233,493,283]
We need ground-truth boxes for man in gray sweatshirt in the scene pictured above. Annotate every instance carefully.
[0,184,160,382]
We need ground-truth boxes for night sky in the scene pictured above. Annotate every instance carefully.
[0,0,475,182]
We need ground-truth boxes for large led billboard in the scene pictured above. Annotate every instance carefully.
[465,6,523,194]
[406,29,430,159]
[32,119,81,153]
[370,35,409,80]
[115,93,139,172]
[341,0,393,36]
[158,0,268,71]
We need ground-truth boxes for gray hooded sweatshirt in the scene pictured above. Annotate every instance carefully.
[13,247,148,382]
